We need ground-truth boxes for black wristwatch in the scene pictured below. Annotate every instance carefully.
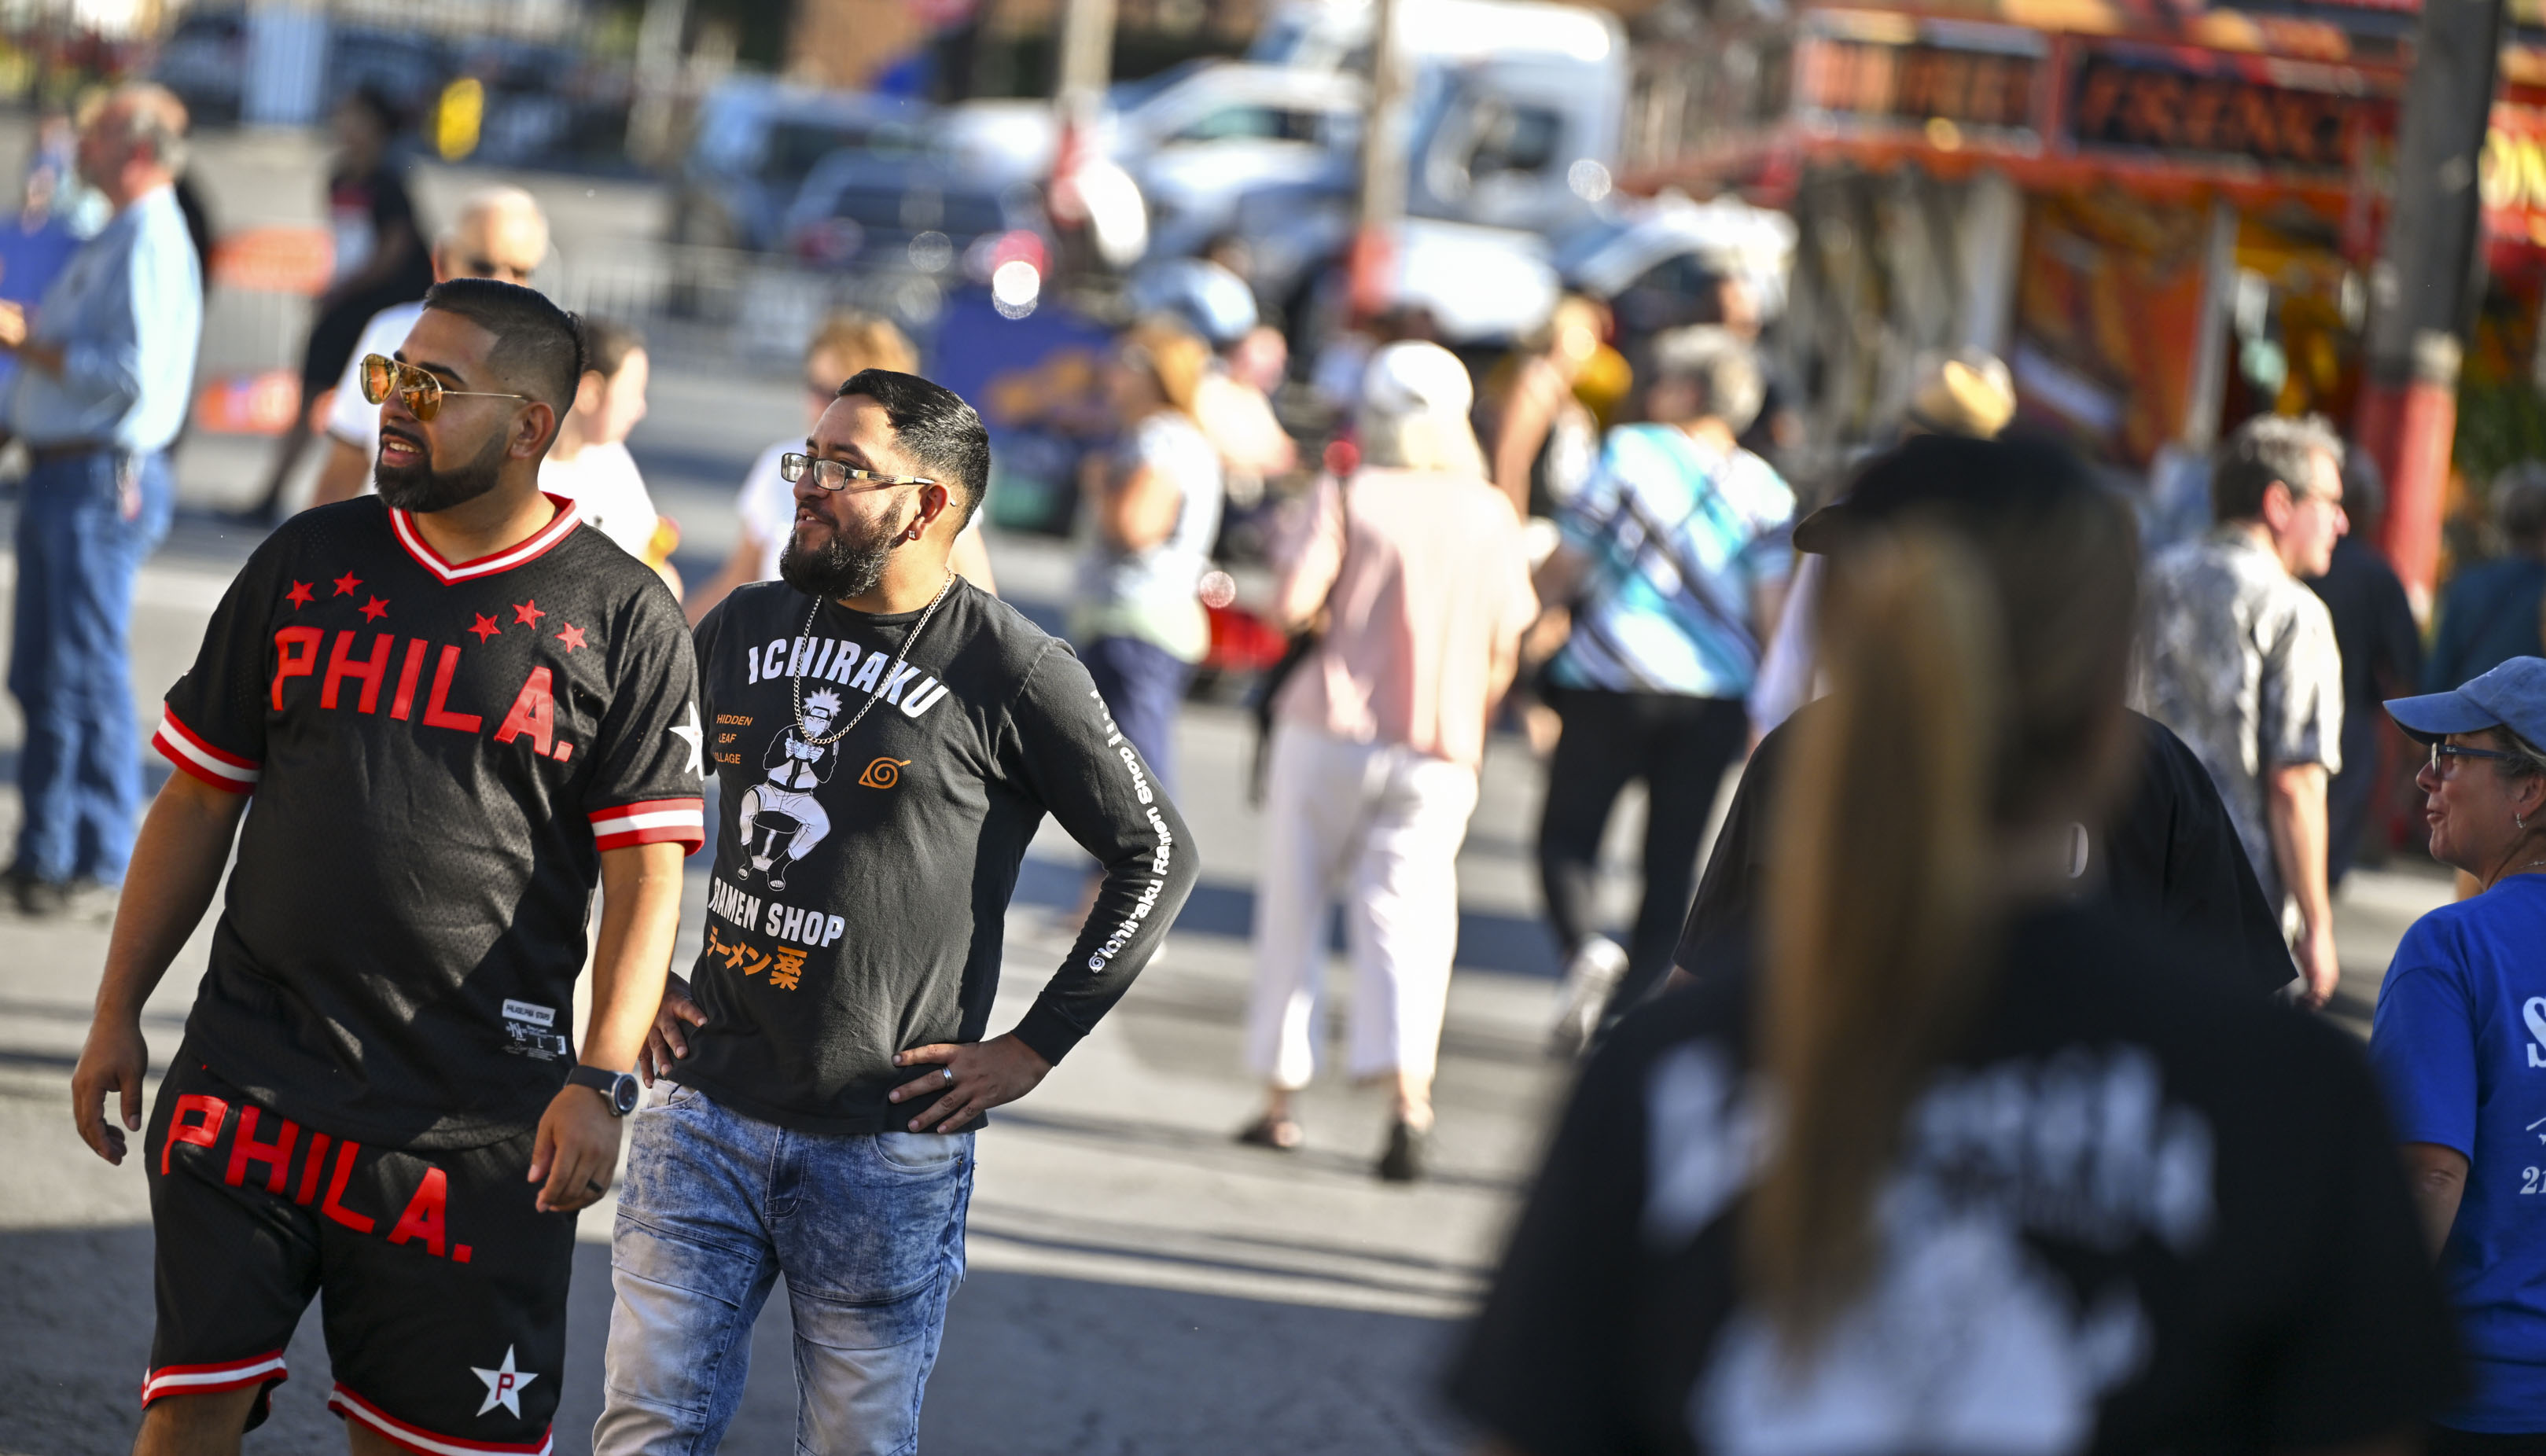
[567,1065,641,1117]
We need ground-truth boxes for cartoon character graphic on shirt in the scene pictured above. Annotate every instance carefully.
[736,690,839,892]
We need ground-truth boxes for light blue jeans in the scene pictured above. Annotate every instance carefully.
[594,1083,974,1456]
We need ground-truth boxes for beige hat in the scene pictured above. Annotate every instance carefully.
[1906,349,2016,439]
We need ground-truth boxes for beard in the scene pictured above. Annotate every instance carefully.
[374,426,506,514]
[779,500,910,600]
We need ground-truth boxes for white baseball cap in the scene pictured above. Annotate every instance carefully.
[1362,340,1474,419]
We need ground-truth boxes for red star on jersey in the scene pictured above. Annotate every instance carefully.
[332,572,362,597]
[468,612,502,643]
[359,595,390,623]
[554,622,588,653]
[284,581,314,609]
[513,599,546,627]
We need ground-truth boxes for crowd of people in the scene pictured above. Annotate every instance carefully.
[22,71,2546,1456]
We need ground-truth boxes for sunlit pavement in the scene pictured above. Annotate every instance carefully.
[0,119,2452,1452]
[0,392,1591,1454]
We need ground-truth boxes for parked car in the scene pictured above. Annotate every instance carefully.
[671,80,927,252]
[155,14,451,130]
[153,9,248,124]
[1112,63,1363,260]
[1552,193,1795,338]
[779,143,1047,285]
[326,26,451,122]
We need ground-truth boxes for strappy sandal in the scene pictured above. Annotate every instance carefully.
[1234,1114,1304,1152]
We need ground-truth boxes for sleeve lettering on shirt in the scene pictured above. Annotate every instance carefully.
[1088,803,1177,973]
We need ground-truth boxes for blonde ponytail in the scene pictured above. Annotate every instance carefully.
[1749,526,2005,1347]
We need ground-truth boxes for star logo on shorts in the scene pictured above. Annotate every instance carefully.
[470,1344,539,1417]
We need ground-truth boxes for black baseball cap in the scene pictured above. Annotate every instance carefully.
[1791,433,2103,555]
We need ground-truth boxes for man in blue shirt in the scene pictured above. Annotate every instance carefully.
[0,83,201,915]
[2371,656,2546,1446]
[1535,325,1794,1051]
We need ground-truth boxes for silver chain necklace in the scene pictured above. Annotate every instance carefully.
[789,572,956,747]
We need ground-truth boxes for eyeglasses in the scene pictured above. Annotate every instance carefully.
[779,452,935,493]
[2430,741,2519,777]
[359,355,532,421]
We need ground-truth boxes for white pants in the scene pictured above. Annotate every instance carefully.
[1246,722,1480,1090]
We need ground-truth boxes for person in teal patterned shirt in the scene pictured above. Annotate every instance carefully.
[1536,325,1794,1052]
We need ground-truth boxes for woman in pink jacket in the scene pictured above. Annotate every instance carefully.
[1238,342,1540,1182]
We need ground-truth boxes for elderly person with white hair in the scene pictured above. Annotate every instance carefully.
[2,83,201,916]
[1237,341,1538,1181]
[299,185,552,509]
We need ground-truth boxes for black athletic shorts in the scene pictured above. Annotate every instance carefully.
[143,1050,573,1451]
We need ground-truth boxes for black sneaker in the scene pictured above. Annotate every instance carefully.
[1376,1120,1429,1182]
[9,870,68,917]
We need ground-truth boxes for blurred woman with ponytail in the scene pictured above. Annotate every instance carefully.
[1448,436,2456,1455]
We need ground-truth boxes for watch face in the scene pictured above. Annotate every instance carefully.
[610,1074,639,1116]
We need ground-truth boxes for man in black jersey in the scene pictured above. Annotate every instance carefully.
[592,371,1197,1454]
[69,278,702,1454]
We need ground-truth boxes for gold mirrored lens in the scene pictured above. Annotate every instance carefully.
[358,355,440,419]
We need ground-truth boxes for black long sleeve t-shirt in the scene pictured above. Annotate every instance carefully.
[678,579,1197,1133]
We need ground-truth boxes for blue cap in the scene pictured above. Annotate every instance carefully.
[2385,656,2546,747]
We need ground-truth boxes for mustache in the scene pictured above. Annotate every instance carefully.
[380,423,426,453]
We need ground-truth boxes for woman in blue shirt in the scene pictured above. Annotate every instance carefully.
[2371,654,2546,1448]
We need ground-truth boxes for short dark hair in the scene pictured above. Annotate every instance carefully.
[421,277,583,415]
[578,315,646,380]
[836,369,991,524]
[2340,443,2387,531]
[341,81,407,138]
[2212,414,2341,524]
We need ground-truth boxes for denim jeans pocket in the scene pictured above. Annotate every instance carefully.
[873,1131,962,1173]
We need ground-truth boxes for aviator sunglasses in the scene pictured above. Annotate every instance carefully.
[359,354,533,422]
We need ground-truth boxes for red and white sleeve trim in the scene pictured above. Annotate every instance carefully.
[588,797,705,854]
[153,708,260,792]
[141,1349,288,1405]
[329,1384,552,1455]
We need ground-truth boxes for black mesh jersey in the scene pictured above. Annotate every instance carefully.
[155,495,705,1150]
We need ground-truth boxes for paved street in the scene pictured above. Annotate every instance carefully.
[0,123,2459,1454]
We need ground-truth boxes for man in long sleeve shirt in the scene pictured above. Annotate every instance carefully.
[596,370,1197,1455]
[1,83,202,914]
